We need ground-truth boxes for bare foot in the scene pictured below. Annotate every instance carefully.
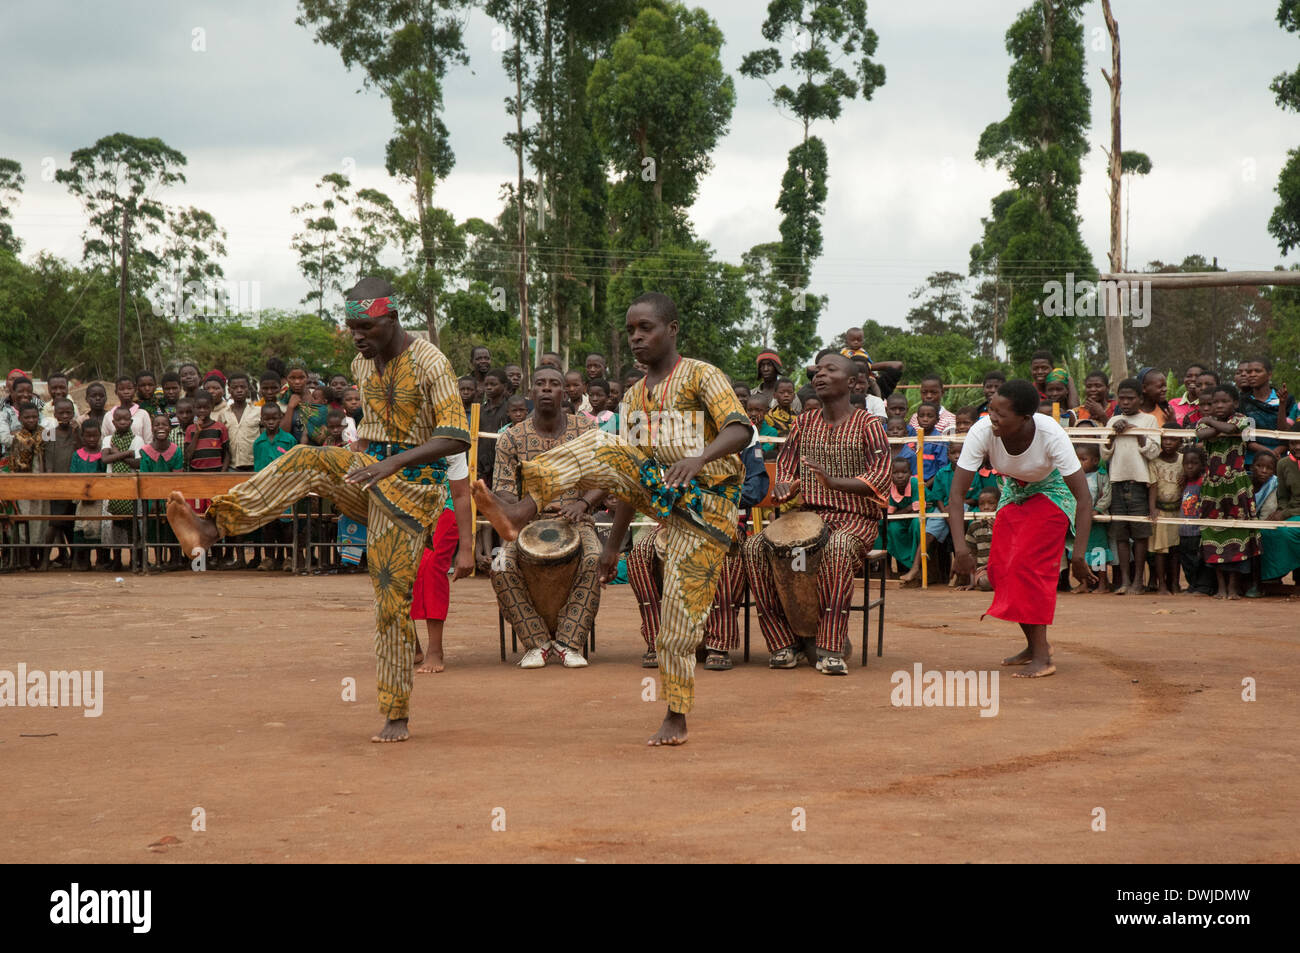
[370,718,409,743]
[1069,582,1089,593]
[165,491,219,559]
[647,710,687,747]
[1155,586,1171,596]
[416,652,444,674]
[471,480,533,542]
[1013,659,1056,678]
[1113,585,1129,595]
[1227,591,1241,601]
[1212,592,1226,600]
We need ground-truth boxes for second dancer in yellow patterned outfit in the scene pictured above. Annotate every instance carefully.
[474,292,752,746]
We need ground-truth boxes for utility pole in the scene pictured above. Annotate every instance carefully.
[1100,0,1129,381]
[117,204,131,379]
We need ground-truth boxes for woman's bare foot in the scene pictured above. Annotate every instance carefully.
[165,491,219,559]
[1003,642,1051,667]
[1013,658,1056,678]
[647,710,687,746]
[416,652,444,674]
[371,718,409,742]
[471,480,534,542]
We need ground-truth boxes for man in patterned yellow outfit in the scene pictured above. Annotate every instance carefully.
[475,292,751,746]
[165,278,470,743]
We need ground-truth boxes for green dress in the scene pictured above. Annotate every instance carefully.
[886,476,920,569]
[1199,414,1258,566]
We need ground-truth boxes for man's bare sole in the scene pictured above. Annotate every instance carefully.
[371,718,409,742]
[1002,644,1051,666]
[647,710,687,747]
[1012,660,1056,678]
[165,491,219,558]
[416,653,444,674]
[471,480,528,542]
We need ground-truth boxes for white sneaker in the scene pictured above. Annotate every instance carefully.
[552,643,589,668]
[519,644,549,669]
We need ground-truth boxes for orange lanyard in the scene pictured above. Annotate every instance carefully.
[640,357,682,454]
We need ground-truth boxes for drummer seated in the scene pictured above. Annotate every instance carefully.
[740,350,893,675]
[489,367,608,669]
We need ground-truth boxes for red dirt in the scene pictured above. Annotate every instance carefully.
[2,572,1296,863]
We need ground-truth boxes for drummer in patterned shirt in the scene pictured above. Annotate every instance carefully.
[490,366,607,670]
[741,350,892,675]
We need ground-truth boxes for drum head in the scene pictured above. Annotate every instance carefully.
[517,518,581,565]
[764,510,826,552]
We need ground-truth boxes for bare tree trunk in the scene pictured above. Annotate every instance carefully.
[1101,0,1128,380]
[117,205,130,379]
[515,26,530,383]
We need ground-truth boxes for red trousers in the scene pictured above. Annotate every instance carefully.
[411,507,459,621]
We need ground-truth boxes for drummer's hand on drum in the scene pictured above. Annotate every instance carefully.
[952,547,977,578]
[554,499,588,524]
[802,459,837,489]
[772,479,800,504]
[662,455,704,489]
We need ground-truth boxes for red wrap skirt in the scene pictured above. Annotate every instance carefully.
[411,507,460,622]
[984,492,1069,626]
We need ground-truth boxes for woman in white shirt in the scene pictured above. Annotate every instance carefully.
[947,379,1096,678]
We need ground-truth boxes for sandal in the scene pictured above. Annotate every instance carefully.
[703,651,733,671]
[641,650,658,668]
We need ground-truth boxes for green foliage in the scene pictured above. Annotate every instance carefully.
[856,319,1005,407]
[972,1,1094,364]
[1269,2,1300,253]
[53,133,188,278]
[607,241,752,381]
[741,1,884,372]
[173,309,355,379]
[1267,265,1300,388]
[0,158,24,255]
[588,1,735,251]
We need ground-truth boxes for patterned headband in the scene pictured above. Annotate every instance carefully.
[345,296,393,318]
[1045,368,1069,384]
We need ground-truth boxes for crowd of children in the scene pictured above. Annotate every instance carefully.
[878,351,1300,599]
[1,341,1298,602]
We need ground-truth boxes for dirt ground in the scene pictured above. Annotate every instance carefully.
[2,571,1296,864]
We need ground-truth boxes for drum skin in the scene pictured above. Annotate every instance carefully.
[516,518,582,635]
[762,510,828,640]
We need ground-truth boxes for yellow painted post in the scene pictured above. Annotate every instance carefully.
[915,434,927,589]
[468,402,481,577]
[1052,401,1060,423]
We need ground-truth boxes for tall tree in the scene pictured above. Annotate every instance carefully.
[341,187,410,285]
[297,0,472,344]
[1120,149,1152,271]
[972,0,1094,366]
[741,0,885,369]
[157,206,228,321]
[1269,0,1300,254]
[291,173,351,322]
[904,270,971,337]
[0,157,24,255]
[54,133,188,277]
[486,0,544,376]
[588,1,735,253]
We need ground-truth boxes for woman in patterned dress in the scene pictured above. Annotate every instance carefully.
[1196,384,1259,600]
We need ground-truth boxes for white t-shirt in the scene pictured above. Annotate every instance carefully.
[957,414,1079,483]
[442,452,469,513]
[445,451,468,482]
[864,393,887,418]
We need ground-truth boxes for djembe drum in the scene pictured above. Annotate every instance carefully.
[762,510,828,640]
[515,518,582,636]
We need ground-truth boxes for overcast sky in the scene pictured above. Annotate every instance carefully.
[5,0,1299,345]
